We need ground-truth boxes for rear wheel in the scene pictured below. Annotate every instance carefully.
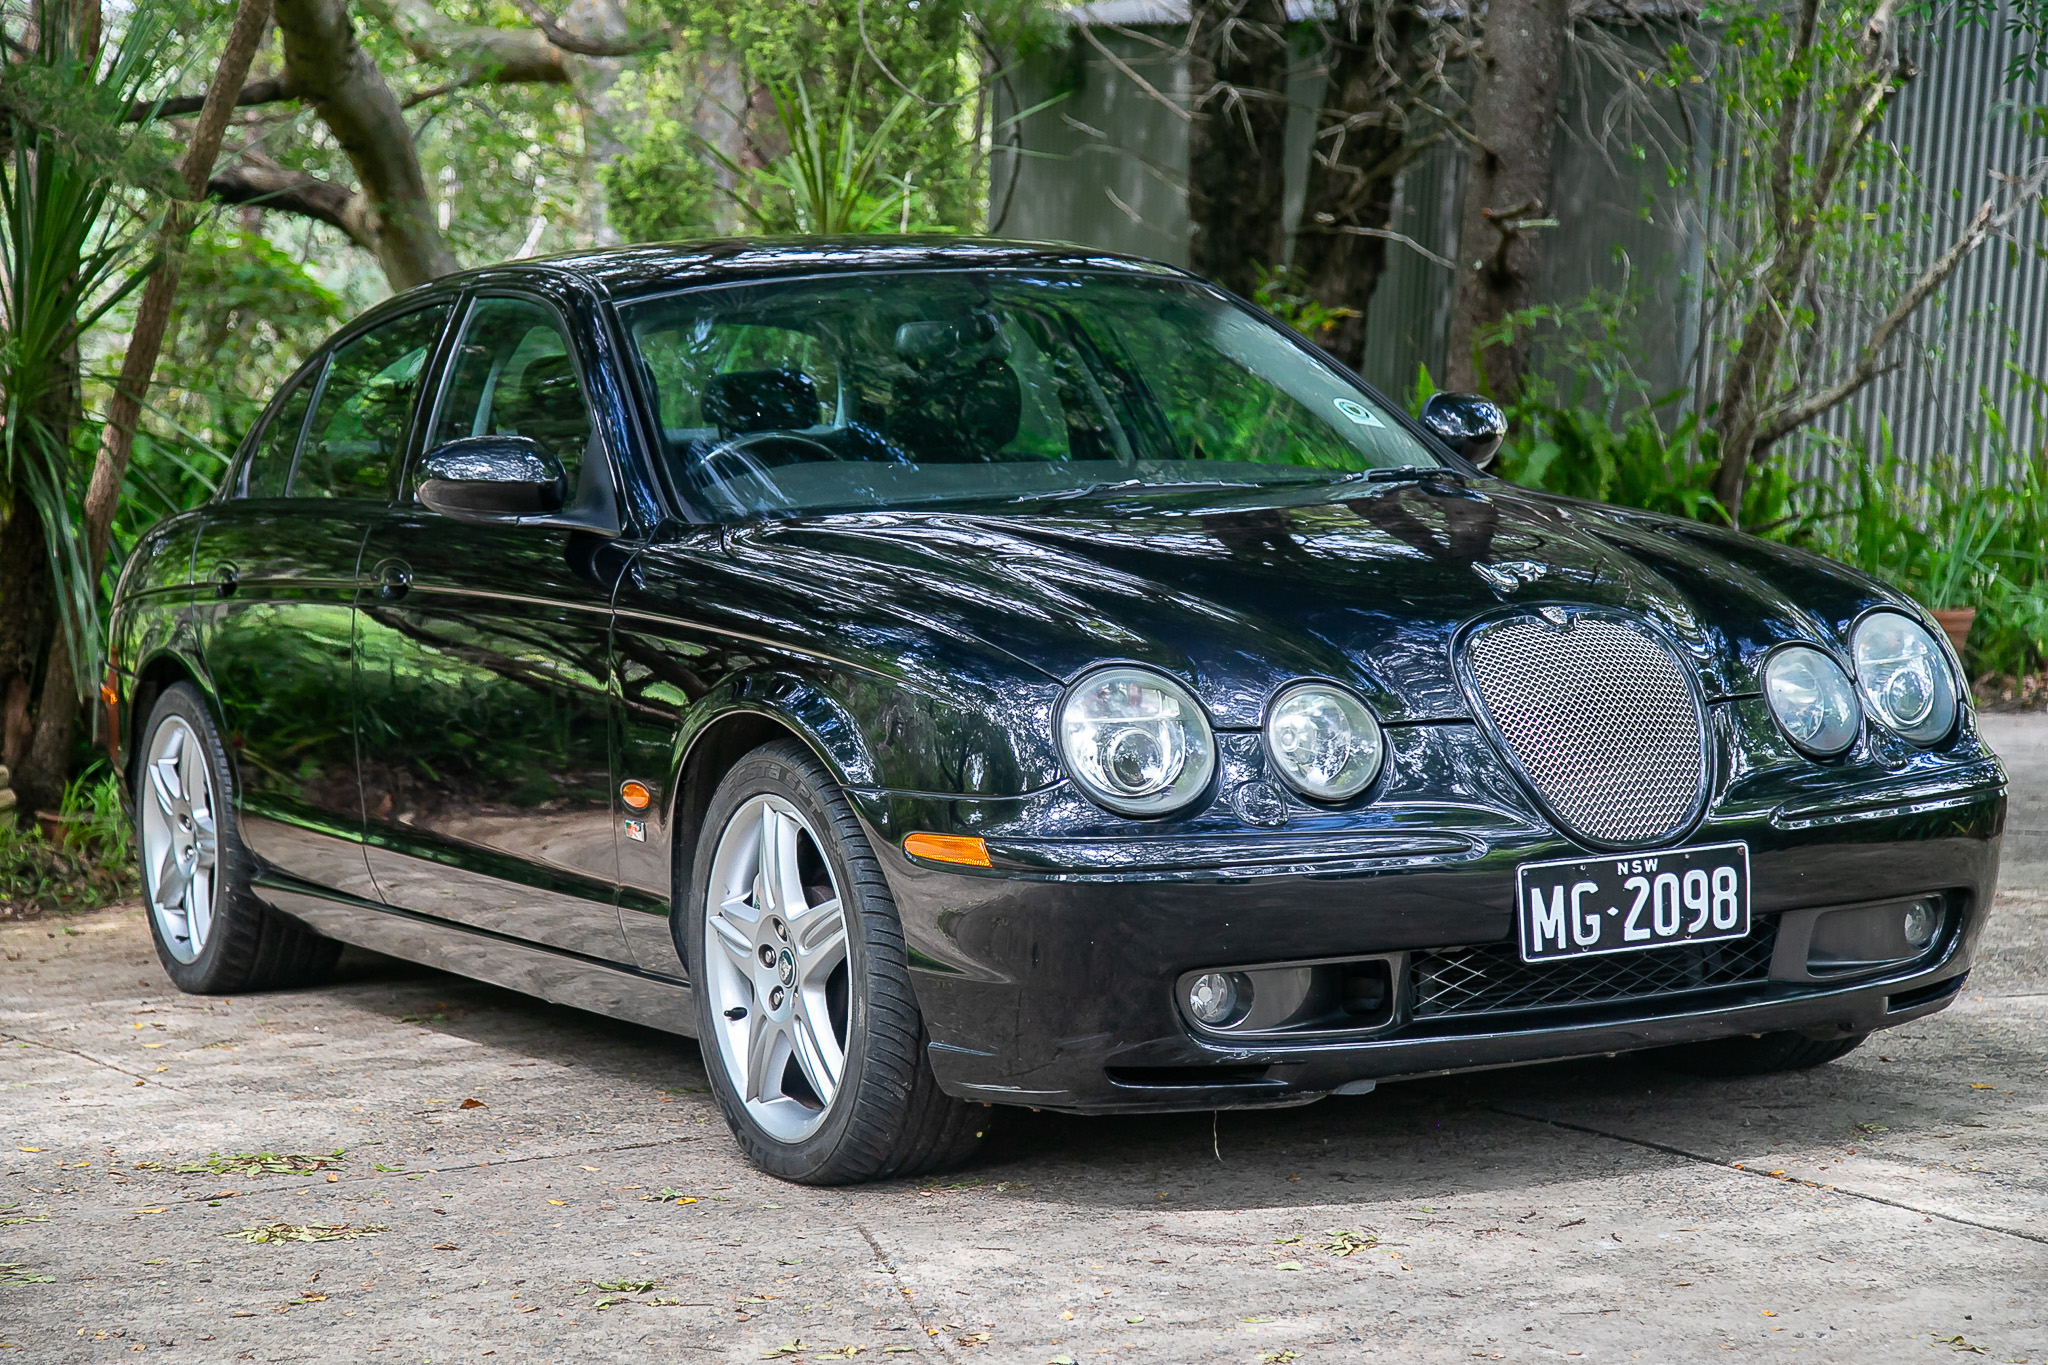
[1651,1030,1868,1077]
[686,740,985,1184]
[137,683,338,994]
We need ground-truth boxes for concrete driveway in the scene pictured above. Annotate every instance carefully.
[4,723,2045,1364]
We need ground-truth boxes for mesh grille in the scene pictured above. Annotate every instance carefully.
[1464,614,1707,846]
[1410,921,1778,1021]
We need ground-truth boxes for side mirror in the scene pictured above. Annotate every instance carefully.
[416,436,566,521]
[1418,392,1507,469]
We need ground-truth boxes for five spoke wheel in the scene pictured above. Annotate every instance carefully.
[141,714,219,964]
[703,795,850,1142]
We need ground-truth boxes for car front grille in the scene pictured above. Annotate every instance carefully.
[1462,612,1708,847]
[1409,919,1779,1021]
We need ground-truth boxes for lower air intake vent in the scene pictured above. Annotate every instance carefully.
[1410,919,1778,1021]
[1462,611,1709,847]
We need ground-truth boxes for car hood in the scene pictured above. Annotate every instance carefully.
[712,479,1903,727]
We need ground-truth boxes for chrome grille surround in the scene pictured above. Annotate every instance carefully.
[1460,609,1710,848]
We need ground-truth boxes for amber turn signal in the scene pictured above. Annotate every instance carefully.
[619,779,652,810]
[902,832,991,868]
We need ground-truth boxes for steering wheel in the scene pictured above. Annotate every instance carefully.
[692,430,844,493]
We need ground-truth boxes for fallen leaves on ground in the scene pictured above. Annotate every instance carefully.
[1324,1229,1377,1256]
[459,1098,487,1109]
[1932,1335,1988,1354]
[226,1222,386,1244]
[0,1264,54,1286]
[643,1188,697,1204]
[1259,1352,1301,1364]
[137,1150,344,1178]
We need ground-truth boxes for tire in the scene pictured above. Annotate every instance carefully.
[684,740,986,1184]
[1651,1030,1868,1077]
[135,682,340,994]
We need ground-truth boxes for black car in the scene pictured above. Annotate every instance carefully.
[109,239,2004,1184]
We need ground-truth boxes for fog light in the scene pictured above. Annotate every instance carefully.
[1187,972,1249,1026]
[1902,899,1942,949]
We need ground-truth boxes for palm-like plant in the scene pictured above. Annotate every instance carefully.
[1,0,169,801]
[704,75,955,236]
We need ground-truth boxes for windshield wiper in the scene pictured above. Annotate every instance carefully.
[1005,478,1263,504]
[1343,465,1454,484]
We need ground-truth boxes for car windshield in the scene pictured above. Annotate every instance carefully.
[619,269,1440,518]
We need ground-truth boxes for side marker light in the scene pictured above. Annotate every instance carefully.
[619,779,652,810]
[903,832,991,868]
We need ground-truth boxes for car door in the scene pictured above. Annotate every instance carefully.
[195,302,451,911]
[354,292,631,962]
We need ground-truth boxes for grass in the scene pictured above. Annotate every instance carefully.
[0,765,136,918]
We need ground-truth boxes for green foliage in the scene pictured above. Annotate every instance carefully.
[702,77,957,234]
[1,0,176,695]
[603,0,1029,241]
[1804,379,2048,677]
[0,764,133,914]
[1252,265,1360,341]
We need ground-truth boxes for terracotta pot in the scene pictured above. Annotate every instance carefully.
[1931,607,1976,656]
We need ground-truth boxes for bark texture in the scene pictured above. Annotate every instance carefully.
[1443,0,1568,400]
[274,0,457,288]
[81,0,276,606]
[1184,0,1293,300]
[1293,2,1436,371]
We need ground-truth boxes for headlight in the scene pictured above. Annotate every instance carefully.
[1764,646,1860,756]
[1853,612,1958,744]
[1058,666,1216,815]
[1264,682,1384,800]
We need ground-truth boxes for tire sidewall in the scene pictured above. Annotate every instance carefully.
[684,745,883,1182]
[137,684,256,993]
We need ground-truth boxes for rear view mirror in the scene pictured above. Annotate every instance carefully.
[416,436,566,521]
[1418,392,1507,469]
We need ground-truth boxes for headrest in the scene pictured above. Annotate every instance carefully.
[499,353,587,454]
[703,368,818,438]
[889,355,1022,463]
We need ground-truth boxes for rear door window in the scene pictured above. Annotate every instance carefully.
[239,372,316,499]
[292,305,451,500]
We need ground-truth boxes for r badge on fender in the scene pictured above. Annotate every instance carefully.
[624,819,646,843]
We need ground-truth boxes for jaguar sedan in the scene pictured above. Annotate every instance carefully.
[108,239,2004,1184]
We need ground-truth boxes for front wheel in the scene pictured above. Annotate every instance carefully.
[685,740,985,1184]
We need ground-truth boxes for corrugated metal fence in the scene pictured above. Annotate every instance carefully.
[996,2,2048,476]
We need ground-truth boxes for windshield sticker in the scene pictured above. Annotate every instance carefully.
[1334,398,1385,428]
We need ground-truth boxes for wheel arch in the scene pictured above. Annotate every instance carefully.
[126,649,223,791]
[665,699,862,913]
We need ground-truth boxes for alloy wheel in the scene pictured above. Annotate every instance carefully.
[702,794,851,1142]
[141,714,219,964]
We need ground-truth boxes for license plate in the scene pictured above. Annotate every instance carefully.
[1515,841,1750,964]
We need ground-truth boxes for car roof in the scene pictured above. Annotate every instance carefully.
[405,236,1194,307]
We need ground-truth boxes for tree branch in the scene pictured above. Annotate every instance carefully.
[357,0,569,84]
[127,74,298,122]
[207,161,377,252]
[505,0,665,58]
[1756,157,2048,449]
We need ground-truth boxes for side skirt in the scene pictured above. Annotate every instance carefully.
[260,874,698,1039]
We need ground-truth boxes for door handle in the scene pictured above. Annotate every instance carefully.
[210,562,238,599]
[372,558,412,602]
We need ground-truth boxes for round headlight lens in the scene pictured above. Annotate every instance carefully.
[1058,666,1216,815]
[1264,683,1384,800]
[1853,612,1957,744]
[1764,646,1860,756]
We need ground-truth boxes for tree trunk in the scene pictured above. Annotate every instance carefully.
[10,354,83,820]
[1292,3,1431,373]
[274,0,457,288]
[1443,0,1568,400]
[0,499,54,781]
[1184,0,1292,299]
[82,0,275,590]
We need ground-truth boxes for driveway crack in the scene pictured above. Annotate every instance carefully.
[857,1221,956,1360]
[1490,1105,2048,1247]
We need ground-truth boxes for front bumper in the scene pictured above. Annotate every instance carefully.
[854,718,2005,1114]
